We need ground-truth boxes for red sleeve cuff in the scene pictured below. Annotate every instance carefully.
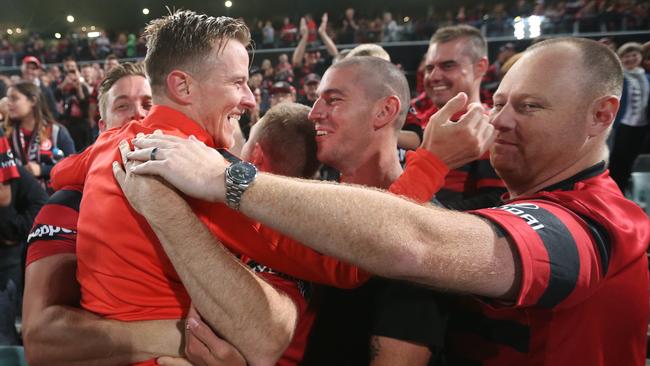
[26,241,76,267]
[389,148,449,203]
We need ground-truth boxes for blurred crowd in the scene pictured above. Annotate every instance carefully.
[1,0,649,68]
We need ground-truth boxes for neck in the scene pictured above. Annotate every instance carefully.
[506,146,606,199]
[21,115,37,131]
[153,95,205,129]
[339,141,402,190]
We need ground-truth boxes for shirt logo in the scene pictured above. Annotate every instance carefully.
[493,203,545,231]
[27,224,76,243]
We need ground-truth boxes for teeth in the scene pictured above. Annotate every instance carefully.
[316,131,328,136]
[228,115,241,121]
[432,86,448,91]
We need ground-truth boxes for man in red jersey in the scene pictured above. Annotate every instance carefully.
[48,11,372,366]
[127,38,650,366]
[401,25,506,210]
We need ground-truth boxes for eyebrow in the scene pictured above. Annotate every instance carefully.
[113,94,152,102]
[319,88,346,97]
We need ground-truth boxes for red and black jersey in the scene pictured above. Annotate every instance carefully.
[0,130,19,183]
[447,162,650,365]
[403,94,506,207]
[26,186,81,266]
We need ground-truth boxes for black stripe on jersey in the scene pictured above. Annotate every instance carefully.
[450,309,530,353]
[27,224,76,245]
[496,203,580,308]
[473,159,501,180]
[575,214,611,275]
[48,189,82,211]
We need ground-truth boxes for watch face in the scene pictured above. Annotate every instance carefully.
[230,162,257,183]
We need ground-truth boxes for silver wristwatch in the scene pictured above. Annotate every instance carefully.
[225,161,258,210]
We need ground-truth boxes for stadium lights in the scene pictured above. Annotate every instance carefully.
[88,32,101,38]
[55,33,62,39]
[15,28,22,34]
[6,29,13,35]
[142,8,150,15]
[91,25,96,30]
[403,16,410,22]
[82,26,87,31]
[67,15,75,23]
[225,1,233,8]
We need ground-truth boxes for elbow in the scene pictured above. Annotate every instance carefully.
[247,301,297,366]
[23,326,48,366]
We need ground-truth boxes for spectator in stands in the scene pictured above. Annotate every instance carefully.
[20,56,59,121]
[262,20,275,48]
[292,13,339,87]
[609,42,650,193]
[3,82,75,189]
[280,17,298,47]
[382,12,400,42]
[340,7,359,44]
[55,57,91,151]
[0,127,47,346]
[642,41,650,73]
[297,73,320,107]
[270,80,296,107]
[104,54,120,74]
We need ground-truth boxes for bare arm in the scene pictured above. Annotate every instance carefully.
[291,18,309,67]
[318,13,339,58]
[238,173,519,299]
[397,130,421,150]
[113,151,298,366]
[22,254,183,366]
[0,182,10,207]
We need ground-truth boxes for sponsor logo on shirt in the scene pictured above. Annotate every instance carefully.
[27,224,76,243]
[493,202,545,231]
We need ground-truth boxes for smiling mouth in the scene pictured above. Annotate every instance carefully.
[316,130,329,136]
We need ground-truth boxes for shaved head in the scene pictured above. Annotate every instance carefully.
[329,57,410,129]
[525,37,623,99]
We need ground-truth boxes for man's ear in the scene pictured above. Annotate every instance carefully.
[165,70,194,105]
[98,119,107,133]
[250,142,265,166]
[373,95,401,130]
[588,95,619,137]
[474,56,489,79]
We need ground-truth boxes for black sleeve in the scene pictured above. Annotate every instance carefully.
[402,123,424,142]
[372,278,449,354]
[438,187,506,211]
[0,166,48,243]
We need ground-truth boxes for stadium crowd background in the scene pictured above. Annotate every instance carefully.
[0,0,649,363]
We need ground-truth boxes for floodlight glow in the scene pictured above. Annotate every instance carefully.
[142,8,150,15]
[67,15,75,23]
[225,1,233,8]
[88,32,101,38]
[513,18,525,40]
[55,33,62,39]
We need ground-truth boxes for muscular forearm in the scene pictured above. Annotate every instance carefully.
[292,35,308,67]
[239,174,518,298]
[23,255,183,366]
[142,192,297,366]
[24,305,183,366]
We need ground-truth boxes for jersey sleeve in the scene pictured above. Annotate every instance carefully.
[0,133,19,183]
[26,187,82,266]
[471,200,607,309]
[389,148,449,204]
